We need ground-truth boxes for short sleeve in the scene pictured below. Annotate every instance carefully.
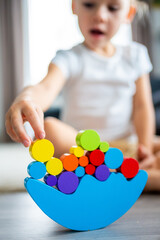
[135,43,153,77]
[51,50,71,79]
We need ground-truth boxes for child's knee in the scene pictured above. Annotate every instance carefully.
[44,117,59,131]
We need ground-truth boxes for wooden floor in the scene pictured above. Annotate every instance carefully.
[0,192,160,240]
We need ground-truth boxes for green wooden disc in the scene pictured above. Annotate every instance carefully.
[76,130,100,151]
[99,142,109,153]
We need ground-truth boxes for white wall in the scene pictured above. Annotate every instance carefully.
[28,0,83,85]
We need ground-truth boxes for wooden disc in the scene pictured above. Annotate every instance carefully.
[29,139,54,162]
[76,130,100,151]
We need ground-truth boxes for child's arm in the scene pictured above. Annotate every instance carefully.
[133,73,156,168]
[5,63,66,147]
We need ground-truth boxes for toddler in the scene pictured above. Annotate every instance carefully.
[5,0,160,191]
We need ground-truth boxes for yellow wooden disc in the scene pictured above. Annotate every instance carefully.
[46,157,63,176]
[69,146,75,154]
[74,146,84,157]
[69,146,84,158]
[29,139,54,162]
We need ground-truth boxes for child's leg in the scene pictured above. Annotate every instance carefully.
[153,136,160,153]
[44,117,78,158]
[144,169,160,192]
[140,138,160,192]
[110,138,160,192]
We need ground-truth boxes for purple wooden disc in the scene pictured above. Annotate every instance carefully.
[95,165,110,181]
[57,171,79,194]
[44,174,57,187]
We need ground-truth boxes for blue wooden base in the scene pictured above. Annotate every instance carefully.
[24,170,148,231]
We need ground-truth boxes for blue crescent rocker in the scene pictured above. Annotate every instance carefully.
[24,170,148,231]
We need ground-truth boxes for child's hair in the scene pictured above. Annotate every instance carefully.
[134,0,149,19]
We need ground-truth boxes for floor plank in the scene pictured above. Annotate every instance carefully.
[0,192,160,240]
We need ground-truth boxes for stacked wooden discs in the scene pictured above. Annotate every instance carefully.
[27,130,139,194]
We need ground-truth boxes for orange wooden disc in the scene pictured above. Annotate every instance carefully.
[79,156,89,167]
[60,154,79,171]
[60,153,70,161]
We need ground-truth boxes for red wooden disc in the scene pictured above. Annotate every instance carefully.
[85,164,96,175]
[89,149,104,166]
[121,158,139,179]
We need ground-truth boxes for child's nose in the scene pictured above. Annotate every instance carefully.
[93,6,108,23]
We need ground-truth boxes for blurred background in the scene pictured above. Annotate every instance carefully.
[0,0,160,192]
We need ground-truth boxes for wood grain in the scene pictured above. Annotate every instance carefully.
[0,192,160,239]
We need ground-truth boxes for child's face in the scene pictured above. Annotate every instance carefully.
[73,0,131,49]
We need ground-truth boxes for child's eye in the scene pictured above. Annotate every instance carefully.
[83,2,95,8]
[108,5,120,12]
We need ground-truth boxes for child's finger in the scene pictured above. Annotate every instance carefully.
[22,106,45,140]
[137,145,143,160]
[36,106,45,131]
[139,156,155,169]
[10,111,31,147]
[5,117,21,143]
[137,144,148,161]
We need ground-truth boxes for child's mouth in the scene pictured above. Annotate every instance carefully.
[90,29,105,38]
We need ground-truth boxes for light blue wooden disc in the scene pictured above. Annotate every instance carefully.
[75,166,85,178]
[27,161,46,179]
[104,148,123,169]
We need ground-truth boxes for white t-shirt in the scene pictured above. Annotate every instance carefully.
[51,42,152,141]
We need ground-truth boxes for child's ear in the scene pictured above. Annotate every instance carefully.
[72,0,76,15]
[125,5,137,23]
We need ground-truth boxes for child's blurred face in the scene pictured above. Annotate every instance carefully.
[73,0,131,49]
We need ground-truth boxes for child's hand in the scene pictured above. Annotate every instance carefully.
[137,144,156,170]
[5,98,45,147]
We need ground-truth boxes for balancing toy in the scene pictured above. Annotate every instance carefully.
[46,157,63,175]
[29,139,54,162]
[27,161,46,179]
[99,141,109,152]
[75,166,85,177]
[95,164,110,181]
[60,154,79,171]
[78,156,89,167]
[76,130,100,151]
[85,163,96,175]
[119,157,139,179]
[89,149,105,166]
[57,171,79,194]
[70,146,84,157]
[24,129,148,231]
[44,174,57,187]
